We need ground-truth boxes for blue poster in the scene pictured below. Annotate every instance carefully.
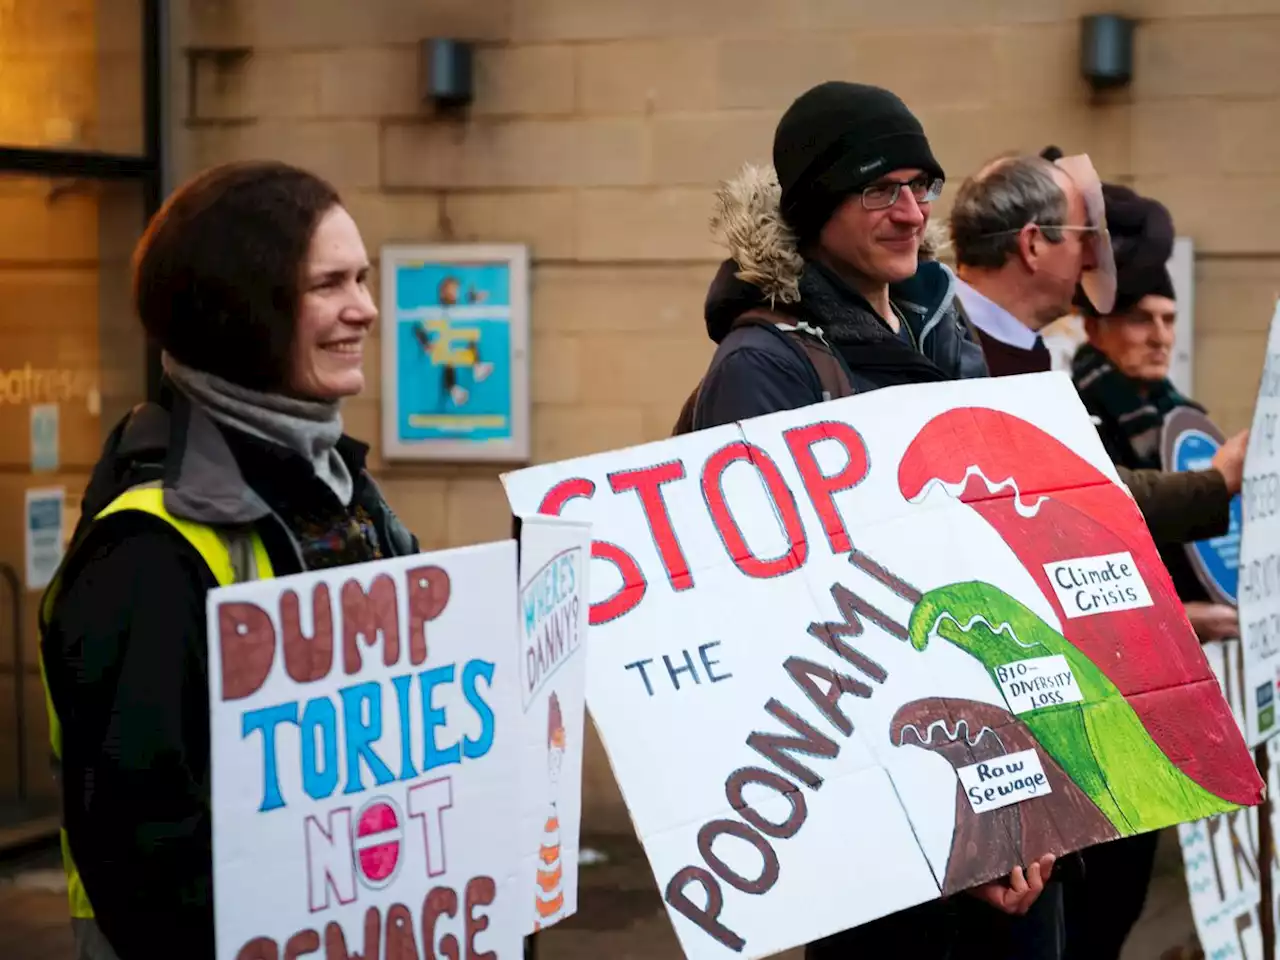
[394,261,513,444]
[1169,426,1241,604]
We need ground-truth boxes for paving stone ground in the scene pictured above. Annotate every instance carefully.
[0,830,1199,959]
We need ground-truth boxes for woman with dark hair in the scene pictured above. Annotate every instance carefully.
[38,160,419,960]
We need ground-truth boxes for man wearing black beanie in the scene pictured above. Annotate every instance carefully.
[677,83,1071,960]
[680,81,986,435]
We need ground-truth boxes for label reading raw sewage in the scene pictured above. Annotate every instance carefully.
[995,655,1085,714]
[958,749,1053,814]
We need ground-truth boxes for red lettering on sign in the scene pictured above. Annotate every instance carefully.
[218,602,276,701]
[284,931,319,960]
[609,460,694,592]
[539,477,647,625]
[465,876,497,960]
[354,798,404,889]
[342,574,401,675]
[665,866,746,953]
[702,442,807,579]
[424,886,460,960]
[406,565,451,666]
[784,421,869,555]
[281,585,334,684]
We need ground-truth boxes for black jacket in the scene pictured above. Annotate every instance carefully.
[694,256,987,429]
[690,165,986,430]
[40,385,419,959]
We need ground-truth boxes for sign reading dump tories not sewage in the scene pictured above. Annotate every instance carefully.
[205,518,589,960]
[503,370,1263,960]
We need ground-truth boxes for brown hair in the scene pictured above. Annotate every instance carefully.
[133,160,343,391]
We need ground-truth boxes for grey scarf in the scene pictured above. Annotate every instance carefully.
[161,353,354,505]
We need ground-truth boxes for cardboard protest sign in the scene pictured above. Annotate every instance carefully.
[1177,640,1263,960]
[502,370,1264,960]
[1240,300,1280,746]
[206,518,588,959]
[1160,408,1242,605]
[514,516,590,933]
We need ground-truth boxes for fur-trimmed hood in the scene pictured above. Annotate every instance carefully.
[703,163,954,344]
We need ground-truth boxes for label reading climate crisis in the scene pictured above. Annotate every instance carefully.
[1043,551,1153,619]
[995,655,1084,714]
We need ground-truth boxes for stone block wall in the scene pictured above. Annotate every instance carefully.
[172,0,1280,831]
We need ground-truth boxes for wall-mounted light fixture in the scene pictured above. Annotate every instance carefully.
[1080,14,1135,91]
[421,38,474,110]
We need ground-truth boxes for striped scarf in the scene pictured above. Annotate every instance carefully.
[1071,343,1203,469]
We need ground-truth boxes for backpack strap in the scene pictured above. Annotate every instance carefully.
[672,308,857,437]
[732,308,856,402]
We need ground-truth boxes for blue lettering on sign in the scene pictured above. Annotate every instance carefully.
[522,554,577,638]
[1172,430,1240,603]
[340,682,397,794]
[241,659,497,813]
[300,697,339,801]
[462,659,496,759]
[392,674,418,782]
[421,664,463,771]
[242,702,299,812]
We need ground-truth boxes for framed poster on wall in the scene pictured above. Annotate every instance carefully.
[381,244,530,463]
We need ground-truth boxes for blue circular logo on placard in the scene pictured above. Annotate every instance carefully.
[1171,429,1241,603]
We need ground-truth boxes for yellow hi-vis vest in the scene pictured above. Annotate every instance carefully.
[38,483,274,939]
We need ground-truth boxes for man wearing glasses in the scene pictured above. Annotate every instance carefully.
[949,153,1247,591]
[687,80,987,433]
[949,152,1110,378]
[686,82,1063,960]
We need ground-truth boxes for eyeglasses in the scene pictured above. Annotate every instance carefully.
[979,223,1111,242]
[861,176,945,211]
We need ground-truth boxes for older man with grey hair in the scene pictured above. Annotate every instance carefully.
[948,152,1247,552]
[950,153,1098,375]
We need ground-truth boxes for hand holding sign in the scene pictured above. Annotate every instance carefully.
[1185,601,1241,645]
[1213,428,1250,497]
[966,856,1056,917]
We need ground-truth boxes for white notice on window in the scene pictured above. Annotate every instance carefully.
[958,748,1053,814]
[25,487,65,590]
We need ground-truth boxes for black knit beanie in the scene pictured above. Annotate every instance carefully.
[1076,183,1176,317]
[774,81,945,243]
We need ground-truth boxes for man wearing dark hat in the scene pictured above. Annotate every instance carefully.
[684,82,1064,960]
[686,80,986,435]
